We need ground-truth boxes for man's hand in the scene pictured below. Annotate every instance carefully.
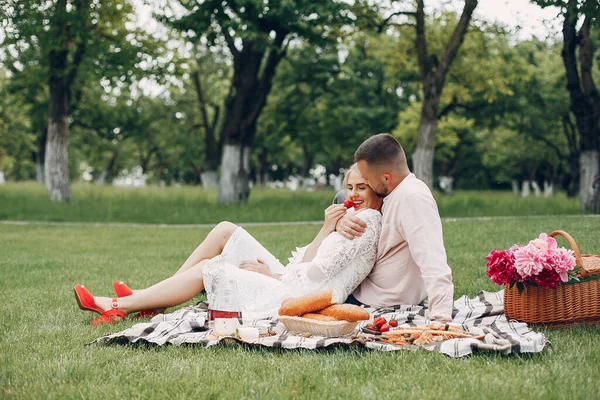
[240,259,278,279]
[336,213,367,240]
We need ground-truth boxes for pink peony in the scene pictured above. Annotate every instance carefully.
[547,247,576,282]
[486,233,578,288]
[486,247,520,285]
[514,244,546,278]
[529,233,558,252]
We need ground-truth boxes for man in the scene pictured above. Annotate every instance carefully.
[337,133,454,322]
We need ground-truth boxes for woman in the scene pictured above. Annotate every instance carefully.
[74,165,383,324]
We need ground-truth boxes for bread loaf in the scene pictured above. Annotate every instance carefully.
[301,313,337,322]
[278,290,336,316]
[318,304,369,322]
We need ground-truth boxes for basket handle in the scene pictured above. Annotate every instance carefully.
[549,230,583,266]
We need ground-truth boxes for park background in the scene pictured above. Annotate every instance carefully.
[1,0,600,399]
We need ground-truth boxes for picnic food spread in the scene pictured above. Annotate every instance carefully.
[276,291,483,346]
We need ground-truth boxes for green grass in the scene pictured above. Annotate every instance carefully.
[0,182,587,224]
[1,215,599,399]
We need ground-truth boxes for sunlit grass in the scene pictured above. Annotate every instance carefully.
[0,182,586,224]
[1,215,599,399]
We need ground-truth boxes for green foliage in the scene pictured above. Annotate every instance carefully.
[0,0,597,191]
[0,70,37,178]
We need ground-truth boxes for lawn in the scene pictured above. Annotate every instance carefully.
[0,182,587,224]
[1,214,599,399]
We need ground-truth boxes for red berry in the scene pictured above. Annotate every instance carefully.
[343,200,355,208]
[389,320,398,327]
[379,323,390,333]
[374,318,386,328]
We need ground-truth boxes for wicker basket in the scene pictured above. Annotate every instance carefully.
[504,230,600,326]
[278,316,359,337]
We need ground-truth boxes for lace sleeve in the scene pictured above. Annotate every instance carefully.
[287,245,309,265]
[281,210,381,285]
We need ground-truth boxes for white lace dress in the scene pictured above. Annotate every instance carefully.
[202,209,382,319]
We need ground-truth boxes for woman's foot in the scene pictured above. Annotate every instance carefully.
[112,281,165,319]
[73,284,125,326]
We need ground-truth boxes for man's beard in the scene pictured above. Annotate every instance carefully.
[375,186,388,198]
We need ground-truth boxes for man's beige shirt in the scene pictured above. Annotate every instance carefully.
[352,173,454,321]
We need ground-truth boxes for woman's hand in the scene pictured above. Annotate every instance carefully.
[322,204,347,235]
[240,259,280,279]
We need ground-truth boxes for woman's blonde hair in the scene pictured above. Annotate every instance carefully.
[342,163,359,193]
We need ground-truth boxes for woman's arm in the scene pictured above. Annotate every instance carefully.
[281,210,381,285]
[302,204,347,262]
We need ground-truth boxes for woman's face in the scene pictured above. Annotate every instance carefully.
[346,169,382,211]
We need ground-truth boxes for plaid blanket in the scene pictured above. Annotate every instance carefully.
[90,290,547,357]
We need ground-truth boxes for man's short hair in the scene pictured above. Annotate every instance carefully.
[354,133,405,167]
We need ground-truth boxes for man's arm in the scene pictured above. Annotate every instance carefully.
[400,193,454,322]
[331,189,367,240]
[335,213,367,240]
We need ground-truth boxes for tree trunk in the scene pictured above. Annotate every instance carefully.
[438,176,454,194]
[44,0,88,202]
[34,127,47,184]
[561,114,580,197]
[561,3,600,210]
[219,144,250,204]
[580,151,600,209]
[217,34,287,204]
[201,171,219,188]
[521,180,531,198]
[95,148,119,186]
[412,0,478,191]
[511,180,520,196]
[531,181,541,197]
[413,99,438,190]
[543,181,554,197]
[192,70,220,188]
[45,74,71,202]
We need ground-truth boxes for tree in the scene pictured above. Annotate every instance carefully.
[3,0,153,201]
[532,0,600,210]
[382,0,478,190]
[161,0,350,203]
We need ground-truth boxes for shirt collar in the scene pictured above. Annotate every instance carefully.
[382,173,415,204]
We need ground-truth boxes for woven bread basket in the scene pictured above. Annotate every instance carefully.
[504,230,600,326]
[278,316,359,337]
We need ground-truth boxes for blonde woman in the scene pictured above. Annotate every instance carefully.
[74,165,383,324]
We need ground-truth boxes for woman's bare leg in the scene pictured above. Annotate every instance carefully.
[174,221,238,275]
[96,260,208,315]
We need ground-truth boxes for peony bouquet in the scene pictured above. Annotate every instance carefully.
[486,233,580,292]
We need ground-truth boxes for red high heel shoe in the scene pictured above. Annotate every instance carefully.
[113,281,133,298]
[73,284,125,326]
[112,281,162,319]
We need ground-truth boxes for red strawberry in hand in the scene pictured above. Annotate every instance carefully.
[343,200,355,209]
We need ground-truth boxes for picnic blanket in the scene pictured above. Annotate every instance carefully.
[91,290,547,357]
